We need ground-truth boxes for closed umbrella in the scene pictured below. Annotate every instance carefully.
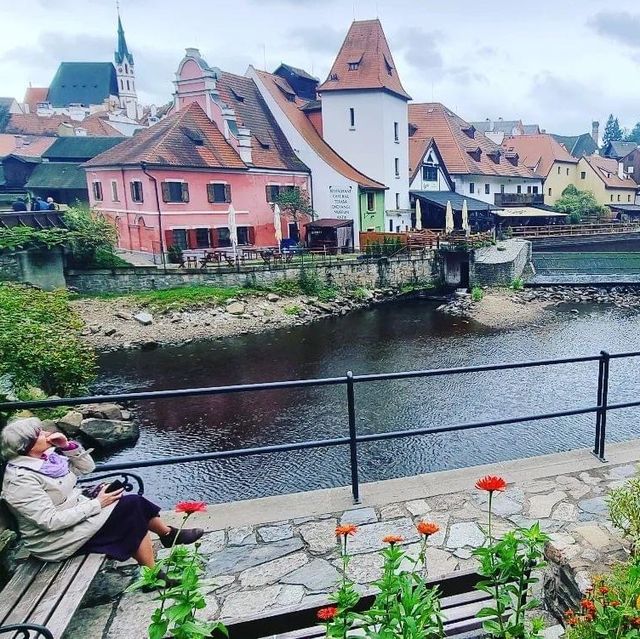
[415,198,422,231]
[445,200,454,234]
[273,203,283,247]
[227,204,238,261]
[461,199,469,235]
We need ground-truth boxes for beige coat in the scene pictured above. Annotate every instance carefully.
[1,445,115,561]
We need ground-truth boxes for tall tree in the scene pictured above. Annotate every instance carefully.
[625,122,640,144]
[603,114,624,145]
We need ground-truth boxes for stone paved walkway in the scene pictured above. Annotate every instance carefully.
[63,446,638,639]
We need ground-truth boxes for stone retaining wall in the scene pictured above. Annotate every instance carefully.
[0,249,66,291]
[0,253,21,282]
[66,254,437,294]
[470,239,532,287]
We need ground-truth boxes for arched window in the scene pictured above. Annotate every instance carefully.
[126,80,130,91]
[125,63,129,74]
[120,79,123,90]
[137,217,146,228]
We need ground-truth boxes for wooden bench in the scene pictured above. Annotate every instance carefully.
[223,569,496,639]
[0,472,144,639]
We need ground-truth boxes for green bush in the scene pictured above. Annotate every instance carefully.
[471,286,483,302]
[63,206,118,268]
[608,476,640,552]
[167,245,183,265]
[510,277,524,291]
[0,283,96,398]
[284,304,302,316]
[299,269,337,301]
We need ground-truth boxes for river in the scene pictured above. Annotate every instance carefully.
[95,300,640,507]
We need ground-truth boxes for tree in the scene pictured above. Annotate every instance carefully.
[63,204,118,267]
[625,122,640,144]
[603,114,624,145]
[554,185,606,224]
[274,187,314,222]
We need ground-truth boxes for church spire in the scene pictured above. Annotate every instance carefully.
[115,7,134,66]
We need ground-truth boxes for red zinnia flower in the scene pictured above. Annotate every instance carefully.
[335,524,358,537]
[175,501,207,514]
[383,534,404,544]
[317,606,338,621]
[632,617,640,628]
[610,600,620,607]
[475,475,507,493]
[417,521,440,537]
[599,586,609,594]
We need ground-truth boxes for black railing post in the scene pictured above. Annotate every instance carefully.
[346,370,360,504]
[593,355,604,457]
[597,350,611,462]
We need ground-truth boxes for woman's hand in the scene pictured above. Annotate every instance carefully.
[96,485,124,508]
[46,432,69,448]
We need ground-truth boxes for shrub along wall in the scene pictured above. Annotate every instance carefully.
[66,254,437,294]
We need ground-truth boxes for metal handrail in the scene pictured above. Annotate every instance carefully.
[1,349,637,503]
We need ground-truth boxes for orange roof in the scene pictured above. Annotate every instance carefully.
[408,103,537,179]
[409,136,433,181]
[85,102,246,169]
[584,154,638,190]
[0,134,55,158]
[22,87,48,113]
[6,113,121,137]
[318,19,410,100]
[255,69,385,189]
[502,134,578,177]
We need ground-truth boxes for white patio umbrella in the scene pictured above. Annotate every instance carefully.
[227,204,238,260]
[461,199,469,235]
[273,203,283,247]
[415,198,423,231]
[445,200,454,234]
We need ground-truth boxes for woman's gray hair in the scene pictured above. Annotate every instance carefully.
[1,417,43,460]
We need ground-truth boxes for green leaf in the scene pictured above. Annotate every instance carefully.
[148,619,169,639]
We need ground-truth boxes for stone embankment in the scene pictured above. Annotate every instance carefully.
[437,285,640,329]
[73,287,404,352]
[38,402,138,448]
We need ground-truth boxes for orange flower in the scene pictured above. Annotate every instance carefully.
[599,586,609,594]
[580,599,596,612]
[383,534,404,544]
[335,524,358,537]
[564,610,575,618]
[417,521,440,537]
[475,475,507,493]
[632,617,640,628]
[317,606,338,621]
[175,501,207,514]
[610,600,620,607]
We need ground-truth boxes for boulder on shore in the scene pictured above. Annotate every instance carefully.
[56,410,84,435]
[79,418,139,447]
[81,403,123,421]
[133,312,153,326]
[226,302,246,315]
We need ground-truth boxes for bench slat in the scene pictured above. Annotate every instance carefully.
[42,554,104,639]
[25,557,89,634]
[0,561,42,625]
[1,562,64,630]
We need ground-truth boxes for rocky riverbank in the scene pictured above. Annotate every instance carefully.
[437,285,640,330]
[72,287,405,352]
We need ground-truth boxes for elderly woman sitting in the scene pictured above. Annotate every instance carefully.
[1,417,203,567]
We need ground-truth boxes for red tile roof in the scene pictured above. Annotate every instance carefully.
[22,87,48,113]
[502,134,578,177]
[408,103,537,179]
[318,19,410,100]
[216,71,309,173]
[255,69,385,190]
[6,113,121,137]
[584,154,638,190]
[0,134,55,158]
[85,102,246,169]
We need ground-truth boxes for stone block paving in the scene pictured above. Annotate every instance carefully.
[63,462,636,638]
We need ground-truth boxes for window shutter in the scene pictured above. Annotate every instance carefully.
[209,228,219,248]
[164,229,174,248]
[187,229,198,249]
[161,183,170,202]
[248,226,255,245]
[265,185,271,202]
[224,184,231,203]
[130,182,135,201]
[206,184,215,203]
[181,183,190,203]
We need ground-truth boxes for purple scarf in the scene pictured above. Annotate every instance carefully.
[39,451,70,478]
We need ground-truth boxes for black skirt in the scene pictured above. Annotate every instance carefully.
[76,494,161,561]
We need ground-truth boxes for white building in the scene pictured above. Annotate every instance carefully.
[317,19,411,231]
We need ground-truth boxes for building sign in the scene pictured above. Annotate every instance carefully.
[329,185,352,219]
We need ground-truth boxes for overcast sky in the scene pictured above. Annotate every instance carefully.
[2,0,640,135]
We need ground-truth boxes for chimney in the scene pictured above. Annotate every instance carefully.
[618,161,625,179]
[592,120,599,145]
[237,127,252,164]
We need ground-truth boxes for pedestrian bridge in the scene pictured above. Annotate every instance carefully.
[529,252,640,284]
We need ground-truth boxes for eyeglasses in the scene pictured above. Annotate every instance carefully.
[21,429,43,455]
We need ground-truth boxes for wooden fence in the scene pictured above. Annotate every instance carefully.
[509,222,640,238]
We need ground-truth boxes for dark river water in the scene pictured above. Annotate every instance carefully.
[95,300,640,507]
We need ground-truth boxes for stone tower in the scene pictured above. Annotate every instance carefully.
[114,11,137,118]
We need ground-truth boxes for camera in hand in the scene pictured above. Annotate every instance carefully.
[105,479,124,493]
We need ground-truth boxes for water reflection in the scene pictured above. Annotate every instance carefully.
[96,301,640,506]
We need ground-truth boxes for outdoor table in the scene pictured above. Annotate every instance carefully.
[242,247,260,260]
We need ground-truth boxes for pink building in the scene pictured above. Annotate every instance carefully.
[84,49,311,257]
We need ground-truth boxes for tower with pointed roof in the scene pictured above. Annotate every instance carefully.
[114,10,137,118]
[318,19,411,227]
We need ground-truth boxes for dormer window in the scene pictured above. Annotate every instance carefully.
[461,125,476,139]
[230,88,245,102]
[255,135,270,150]
[383,54,393,76]
[466,147,482,162]
[329,73,338,81]
[348,62,359,71]
[348,54,363,71]
[505,151,519,166]
[487,149,501,164]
